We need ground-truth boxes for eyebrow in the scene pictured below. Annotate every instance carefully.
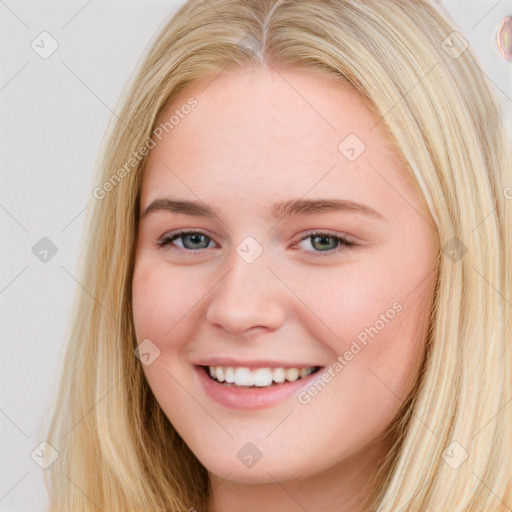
[141,197,385,221]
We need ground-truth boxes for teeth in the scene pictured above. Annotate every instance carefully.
[206,366,317,387]
[234,367,254,386]
[273,367,286,384]
[285,368,299,382]
[299,368,310,378]
[224,367,235,383]
[253,368,273,387]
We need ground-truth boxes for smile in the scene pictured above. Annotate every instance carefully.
[204,365,321,387]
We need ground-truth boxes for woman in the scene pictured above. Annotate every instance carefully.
[41,0,512,510]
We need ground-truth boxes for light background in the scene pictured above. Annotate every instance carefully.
[1,1,511,510]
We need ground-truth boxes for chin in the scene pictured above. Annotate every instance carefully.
[197,447,320,484]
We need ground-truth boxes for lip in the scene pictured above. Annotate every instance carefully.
[194,364,324,411]
[193,357,322,369]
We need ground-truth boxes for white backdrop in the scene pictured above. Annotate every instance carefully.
[1,1,510,510]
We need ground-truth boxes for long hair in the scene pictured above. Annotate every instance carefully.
[40,1,512,510]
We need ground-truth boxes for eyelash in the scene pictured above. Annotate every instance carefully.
[155,229,359,256]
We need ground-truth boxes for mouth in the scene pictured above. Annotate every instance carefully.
[199,365,323,388]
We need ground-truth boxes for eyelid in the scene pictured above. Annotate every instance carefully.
[293,229,358,245]
[156,228,360,255]
[156,228,218,251]
[290,230,360,255]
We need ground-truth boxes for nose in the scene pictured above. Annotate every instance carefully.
[205,254,287,336]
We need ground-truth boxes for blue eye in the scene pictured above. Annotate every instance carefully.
[156,230,358,254]
[157,230,215,251]
[295,232,358,254]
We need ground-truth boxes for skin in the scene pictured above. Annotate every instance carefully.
[131,67,439,512]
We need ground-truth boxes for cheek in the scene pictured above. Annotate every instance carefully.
[298,241,435,428]
[132,263,168,342]
[132,257,204,343]
[291,279,433,473]
[131,255,216,397]
[131,257,208,420]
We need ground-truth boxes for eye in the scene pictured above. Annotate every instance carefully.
[293,231,359,255]
[155,229,359,255]
[156,230,216,251]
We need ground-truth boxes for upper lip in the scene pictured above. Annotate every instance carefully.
[193,357,324,369]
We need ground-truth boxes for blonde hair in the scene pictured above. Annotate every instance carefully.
[41,0,512,510]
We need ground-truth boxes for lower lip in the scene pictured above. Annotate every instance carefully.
[194,365,322,411]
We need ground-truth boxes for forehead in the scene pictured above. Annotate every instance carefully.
[140,68,417,218]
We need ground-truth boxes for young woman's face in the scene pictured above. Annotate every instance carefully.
[132,68,438,484]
